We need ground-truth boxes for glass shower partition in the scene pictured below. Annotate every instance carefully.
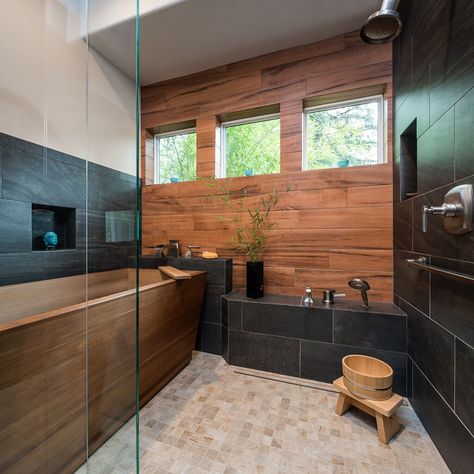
[0,1,140,472]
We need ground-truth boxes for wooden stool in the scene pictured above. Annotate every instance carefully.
[333,376,402,444]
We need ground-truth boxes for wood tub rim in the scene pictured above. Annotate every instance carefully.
[0,270,206,333]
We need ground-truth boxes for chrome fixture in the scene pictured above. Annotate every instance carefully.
[360,0,402,45]
[322,289,346,305]
[303,287,314,305]
[406,257,474,286]
[185,245,200,258]
[166,239,180,257]
[348,279,370,308]
[422,184,473,234]
[155,240,180,257]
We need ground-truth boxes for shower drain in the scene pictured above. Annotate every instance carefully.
[233,367,408,405]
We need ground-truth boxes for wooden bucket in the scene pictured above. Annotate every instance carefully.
[342,355,393,401]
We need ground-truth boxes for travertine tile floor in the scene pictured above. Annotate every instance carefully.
[84,351,449,473]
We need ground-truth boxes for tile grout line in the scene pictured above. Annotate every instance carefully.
[399,296,474,351]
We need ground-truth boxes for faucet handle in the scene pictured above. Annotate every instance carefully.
[422,203,459,232]
[322,289,346,304]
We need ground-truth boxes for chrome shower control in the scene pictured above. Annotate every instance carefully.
[422,184,473,234]
[348,279,370,309]
[303,287,314,306]
[322,289,346,304]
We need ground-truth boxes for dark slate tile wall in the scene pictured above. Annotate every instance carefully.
[0,132,137,286]
[223,292,407,394]
[135,256,233,355]
[394,1,474,470]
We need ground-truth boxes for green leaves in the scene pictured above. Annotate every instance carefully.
[225,119,280,177]
[306,101,379,170]
[158,132,197,183]
[206,179,295,263]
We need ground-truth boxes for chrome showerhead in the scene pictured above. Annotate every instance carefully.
[360,0,402,45]
[348,278,371,308]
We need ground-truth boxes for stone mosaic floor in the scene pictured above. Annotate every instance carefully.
[82,351,449,473]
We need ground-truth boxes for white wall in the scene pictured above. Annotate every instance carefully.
[0,0,137,175]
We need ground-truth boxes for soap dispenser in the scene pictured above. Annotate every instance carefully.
[303,287,314,306]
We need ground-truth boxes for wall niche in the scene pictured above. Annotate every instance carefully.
[399,119,418,201]
[32,204,76,251]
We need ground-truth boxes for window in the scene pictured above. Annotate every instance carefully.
[304,95,384,170]
[154,128,196,184]
[221,114,280,178]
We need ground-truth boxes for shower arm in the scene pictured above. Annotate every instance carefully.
[380,0,399,11]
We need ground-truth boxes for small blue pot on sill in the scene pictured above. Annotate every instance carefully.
[337,159,350,168]
[244,169,254,176]
[170,177,180,183]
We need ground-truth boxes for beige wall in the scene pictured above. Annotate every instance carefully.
[0,0,136,175]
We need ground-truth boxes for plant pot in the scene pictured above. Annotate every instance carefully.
[337,159,350,168]
[246,261,264,298]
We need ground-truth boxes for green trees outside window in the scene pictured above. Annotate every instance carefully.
[305,99,381,170]
[156,131,197,184]
[224,118,280,177]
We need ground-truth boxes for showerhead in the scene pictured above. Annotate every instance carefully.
[348,278,370,292]
[360,0,402,45]
[348,278,371,308]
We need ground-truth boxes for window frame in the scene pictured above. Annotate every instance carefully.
[220,112,281,178]
[302,94,385,171]
[154,127,197,184]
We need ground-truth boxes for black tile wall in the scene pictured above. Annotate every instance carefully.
[0,132,136,286]
[393,250,429,314]
[430,258,474,347]
[223,292,407,395]
[334,309,406,352]
[417,108,455,195]
[454,87,474,181]
[227,301,242,331]
[403,299,455,407]
[455,340,474,435]
[394,1,474,469]
[0,199,31,253]
[242,303,332,343]
[411,364,474,474]
[229,331,300,377]
[200,322,222,356]
[300,340,407,396]
[0,252,44,285]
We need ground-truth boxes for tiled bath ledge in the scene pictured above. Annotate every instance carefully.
[222,291,408,396]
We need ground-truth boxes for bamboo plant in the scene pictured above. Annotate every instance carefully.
[206,178,294,263]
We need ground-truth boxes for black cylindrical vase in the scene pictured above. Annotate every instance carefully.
[246,261,264,298]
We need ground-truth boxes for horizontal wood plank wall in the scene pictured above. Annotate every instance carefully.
[141,31,394,302]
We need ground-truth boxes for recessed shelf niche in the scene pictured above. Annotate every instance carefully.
[399,119,418,201]
[32,204,76,251]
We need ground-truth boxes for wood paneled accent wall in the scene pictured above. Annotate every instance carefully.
[141,31,394,302]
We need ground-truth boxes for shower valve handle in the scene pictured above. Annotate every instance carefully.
[422,203,460,232]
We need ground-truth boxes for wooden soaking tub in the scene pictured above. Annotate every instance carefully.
[0,268,205,473]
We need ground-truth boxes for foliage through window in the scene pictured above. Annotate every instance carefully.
[222,116,280,178]
[155,129,196,184]
[304,96,384,170]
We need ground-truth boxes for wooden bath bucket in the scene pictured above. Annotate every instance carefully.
[342,355,393,401]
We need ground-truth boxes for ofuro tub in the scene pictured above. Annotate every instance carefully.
[0,268,206,473]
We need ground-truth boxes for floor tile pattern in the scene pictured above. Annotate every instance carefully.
[83,352,449,473]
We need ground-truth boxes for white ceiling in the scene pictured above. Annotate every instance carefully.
[89,0,382,85]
